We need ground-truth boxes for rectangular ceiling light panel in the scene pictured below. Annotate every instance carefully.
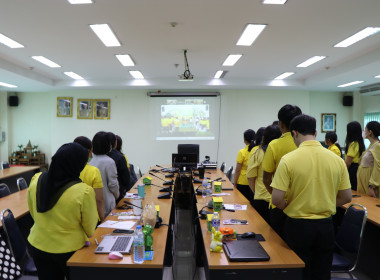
[262,0,287,4]
[222,54,242,66]
[0,33,24,48]
[116,54,135,66]
[64,72,84,80]
[67,0,93,3]
[236,24,267,46]
[337,81,364,87]
[334,27,380,48]
[89,24,121,47]
[297,56,326,67]
[0,82,17,88]
[129,70,144,79]
[274,72,294,80]
[32,56,61,68]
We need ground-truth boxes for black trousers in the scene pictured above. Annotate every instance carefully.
[29,243,76,280]
[348,163,358,191]
[252,199,270,224]
[269,206,286,239]
[284,217,334,280]
[236,184,254,205]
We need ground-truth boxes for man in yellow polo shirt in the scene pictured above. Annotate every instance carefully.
[272,115,352,280]
[262,104,302,238]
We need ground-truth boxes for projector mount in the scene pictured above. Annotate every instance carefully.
[178,50,194,80]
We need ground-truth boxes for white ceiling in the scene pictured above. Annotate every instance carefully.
[1,0,380,93]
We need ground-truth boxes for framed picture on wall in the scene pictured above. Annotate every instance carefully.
[94,99,110,120]
[321,113,336,133]
[57,97,73,117]
[77,99,93,119]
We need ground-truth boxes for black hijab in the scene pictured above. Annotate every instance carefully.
[37,142,88,213]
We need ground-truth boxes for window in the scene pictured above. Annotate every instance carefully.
[364,112,380,148]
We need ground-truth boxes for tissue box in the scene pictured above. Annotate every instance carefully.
[214,181,222,193]
[212,197,223,212]
[143,177,152,186]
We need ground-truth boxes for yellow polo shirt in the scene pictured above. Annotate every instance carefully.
[123,154,130,169]
[28,173,98,253]
[328,144,341,157]
[80,163,103,189]
[347,141,360,163]
[271,140,351,219]
[236,145,251,185]
[262,132,297,173]
[247,147,271,202]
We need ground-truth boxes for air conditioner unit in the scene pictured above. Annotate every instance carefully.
[359,83,380,96]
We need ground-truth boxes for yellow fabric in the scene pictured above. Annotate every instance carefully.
[123,154,130,169]
[357,142,380,197]
[27,173,98,253]
[80,163,103,189]
[347,141,360,163]
[236,145,251,185]
[328,144,341,157]
[247,147,271,202]
[271,140,351,219]
[262,132,297,173]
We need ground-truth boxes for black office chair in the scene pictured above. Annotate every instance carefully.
[0,209,38,276]
[136,166,143,179]
[128,164,138,188]
[331,203,367,278]
[226,166,233,182]
[178,144,200,163]
[220,162,226,173]
[1,161,10,169]
[17,177,28,190]
[0,183,11,198]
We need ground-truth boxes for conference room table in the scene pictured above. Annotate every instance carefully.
[0,166,40,193]
[0,188,29,228]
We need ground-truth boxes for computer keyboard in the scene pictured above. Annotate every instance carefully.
[110,236,132,251]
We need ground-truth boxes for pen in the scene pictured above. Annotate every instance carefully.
[95,238,99,245]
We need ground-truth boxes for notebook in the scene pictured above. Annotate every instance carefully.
[223,239,270,262]
[94,235,134,254]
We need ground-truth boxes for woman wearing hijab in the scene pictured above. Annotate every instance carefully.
[27,143,98,280]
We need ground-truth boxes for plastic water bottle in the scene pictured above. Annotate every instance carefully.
[207,183,212,197]
[202,178,208,198]
[133,225,145,264]
[211,212,220,231]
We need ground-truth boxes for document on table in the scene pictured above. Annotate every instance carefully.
[125,193,139,198]
[211,193,231,196]
[223,204,248,211]
[118,216,141,220]
[97,220,136,230]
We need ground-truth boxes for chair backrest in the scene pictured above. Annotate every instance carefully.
[178,144,200,163]
[0,232,22,279]
[1,162,10,169]
[226,166,233,182]
[128,164,138,188]
[220,162,226,173]
[0,209,29,264]
[335,203,367,270]
[0,183,11,198]
[17,177,28,190]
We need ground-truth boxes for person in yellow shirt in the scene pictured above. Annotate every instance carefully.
[344,121,365,190]
[272,114,352,280]
[262,104,302,238]
[357,121,380,197]
[234,129,255,204]
[74,136,105,222]
[27,143,98,280]
[325,131,342,157]
[247,125,281,223]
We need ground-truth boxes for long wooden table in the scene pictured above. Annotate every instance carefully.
[0,166,40,193]
[0,188,29,227]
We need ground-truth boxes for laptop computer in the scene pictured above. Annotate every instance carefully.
[223,239,270,262]
[94,235,134,254]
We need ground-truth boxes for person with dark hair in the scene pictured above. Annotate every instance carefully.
[115,135,130,171]
[254,127,265,147]
[234,129,256,204]
[262,104,302,238]
[345,121,365,190]
[357,121,380,197]
[90,131,119,217]
[74,136,105,222]
[107,132,131,203]
[325,132,342,157]
[247,125,281,223]
[272,114,352,280]
[27,143,98,280]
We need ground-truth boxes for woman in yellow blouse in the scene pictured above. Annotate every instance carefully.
[28,143,98,280]
[357,121,380,197]
[345,121,365,190]
[234,129,256,204]
[325,132,342,157]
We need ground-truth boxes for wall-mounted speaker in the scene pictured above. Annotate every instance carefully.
[9,96,19,107]
[343,96,353,106]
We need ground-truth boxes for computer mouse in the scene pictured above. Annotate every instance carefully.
[108,251,123,260]
[241,232,256,238]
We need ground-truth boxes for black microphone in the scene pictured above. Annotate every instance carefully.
[123,200,143,209]
[150,169,174,178]
[149,172,174,185]
[145,182,172,192]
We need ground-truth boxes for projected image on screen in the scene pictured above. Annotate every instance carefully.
[158,99,215,140]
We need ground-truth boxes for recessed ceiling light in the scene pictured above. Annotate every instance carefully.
[129,70,144,79]
[236,24,267,46]
[214,71,224,79]
[375,75,380,78]
[0,82,17,88]
[0,33,24,48]
[89,24,121,47]
[222,54,242,66]
[67,0,93,3]
[64,72,84,80]
[262,0,287,4]
[31,56,61,68]
[334,27,380,48]
[274,72,294,80]
[297,56,326,68]
[337,81,364,88]
[116,55,135,66]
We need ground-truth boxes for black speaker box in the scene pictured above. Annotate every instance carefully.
[9,96,19,107]
[343,96,353,106]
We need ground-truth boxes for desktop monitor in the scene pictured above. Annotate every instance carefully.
[172,153,198,170]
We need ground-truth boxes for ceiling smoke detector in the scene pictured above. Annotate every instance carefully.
[178,50,194,81]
